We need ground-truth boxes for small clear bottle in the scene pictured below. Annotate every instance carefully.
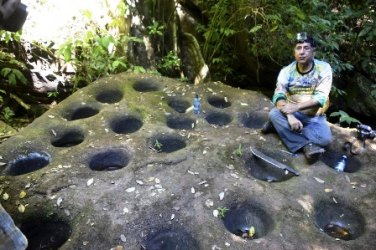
[193,94,200,114]
[334,155,347,172]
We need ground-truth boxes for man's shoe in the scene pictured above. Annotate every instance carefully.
[261,121,276,134]
[303,143,325,163]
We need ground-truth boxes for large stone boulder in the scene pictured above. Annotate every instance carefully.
[0,73,375,249]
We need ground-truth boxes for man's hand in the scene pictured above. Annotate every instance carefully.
[281,103,300,115]
[287,114,303,132]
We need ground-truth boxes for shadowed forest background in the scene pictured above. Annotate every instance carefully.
[0,0,375,134]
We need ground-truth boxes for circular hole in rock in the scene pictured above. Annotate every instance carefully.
[20,216,71,250]
[110,115,143,134]
[150,134,186,153]
[314,199,365,240]
[223,202,273,240]
[95,89,123,103]
[133,79,160,92]
[64,106,99,121]
[245,149,295,182]
[241,111,269,129]
[205,112,232,126]
[208,95,231,109]
[5,151,51,176]
[167,97,191,113]
[51,127,85,147]
[166,116,196,130]
[89,149,131,171]
[321,148,362,173]
[143,228,199,250]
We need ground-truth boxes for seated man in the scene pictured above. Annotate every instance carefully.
[262,32,332,163]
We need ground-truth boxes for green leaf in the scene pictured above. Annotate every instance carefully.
[249,25,262,34]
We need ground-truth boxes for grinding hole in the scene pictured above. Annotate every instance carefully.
[64,106,99,121]
[241,111,269,129]
[205,112,232,126]
[142,228,199,250]
[110,115,143,134]
[166,116,196,130]
[321,148,362,173]
[4,151,51,176]
[150,134,186,153]
[208,95,231,109]
[50,127,85,147]
[89,149,131,171]
[314,199,365,240]
[20,216,71,250]
[133,79,161,92]
[245,150,295,182]
[223,202,273,240]
[167,97,191,113]
[95,89,123,103]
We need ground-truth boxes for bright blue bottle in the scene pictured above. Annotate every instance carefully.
[334,155,347,172]
[193,94,200,114]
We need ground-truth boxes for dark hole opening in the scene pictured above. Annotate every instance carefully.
[205,112,232,126]
[208,95,231,109]
[95,89,123,104]
[150,135,186,153]
[89,149,130,171]
[167,98,191,113]
[241,111,269,129]
[5,152,51,176]
[321,147,362,173]
[133,79,160,92]
[20,217,71,250]
[51,128,85,147]
[143,228,199,250]
[110,116,143,134]
[314,199,365,240]
[65,106,99,121]
[223,202,273,240]
[166,116,195,130]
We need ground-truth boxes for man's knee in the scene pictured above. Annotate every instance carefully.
[268,108,282,122]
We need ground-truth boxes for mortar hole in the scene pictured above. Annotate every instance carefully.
[166,116,195,130]
[89,149,131,171]
[150,134,186,153]
[223,201,273,239]
[133,79,160,92]
[110,115,143,134]
[205,112,232,126]
[95,89,123,103]
[241,111,269,129]
[314,199,365,240]
[208,95,231,109]
[20,216,71,250]
[4,152,51,176]
[143,228,199,250]
[64,106,99,121]
[51,128,85,147]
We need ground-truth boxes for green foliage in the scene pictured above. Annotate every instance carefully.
[235,144,243,157]
[147,19,165,36]
[1,107,15,123]
[217,206,229,218]
[1,68,27,85]
[330,110,360,127]
[157,51,181,75]
[154,139,163,150]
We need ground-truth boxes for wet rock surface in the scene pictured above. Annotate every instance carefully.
[0,72,376,250]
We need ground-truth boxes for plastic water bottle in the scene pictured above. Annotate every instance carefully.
[334,155,347,172]
[193,94,200,114]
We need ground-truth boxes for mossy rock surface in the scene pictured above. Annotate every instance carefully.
[0,72,375,249]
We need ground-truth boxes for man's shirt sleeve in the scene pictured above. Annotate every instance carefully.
[272,67,289,104]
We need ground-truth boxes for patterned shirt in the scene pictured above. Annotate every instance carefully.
[272,59,332,115]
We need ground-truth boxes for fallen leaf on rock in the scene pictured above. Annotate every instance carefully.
[213,209,219,217]
[19,190,27,199]
[48,115,55,118]
[171,214,175,220]
[324,188,333,193]
[120,234,126,242]
[87,178,94,186]
[126,187,136,193]
[333,197,338,204]
[136,180,144,185]
[219,192,224,200]
[313,177,325,183]
[0,162,6,166]
[18,204,25,213]
[191,187,195,194]
[2,193,9,200]
[57,197,63,206]
[205,199,214,208]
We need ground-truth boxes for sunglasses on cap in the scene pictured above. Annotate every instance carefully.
[296,32,317,47]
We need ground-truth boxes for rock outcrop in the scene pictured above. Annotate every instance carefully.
[0,73,375,249]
